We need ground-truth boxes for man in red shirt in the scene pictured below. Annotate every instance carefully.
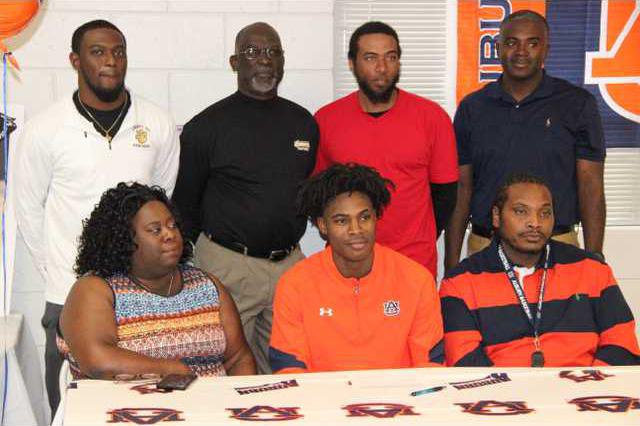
[314,21,458,276]
[269,163,444,373]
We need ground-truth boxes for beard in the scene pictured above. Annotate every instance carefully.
[355,69,400,104]
[82,68,126,103]
[250,74,278,94]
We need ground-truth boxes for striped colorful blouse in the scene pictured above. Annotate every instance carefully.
[59,265,227,378]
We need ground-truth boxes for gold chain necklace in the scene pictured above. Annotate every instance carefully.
[76,91,128,148]
[130,269,176,297]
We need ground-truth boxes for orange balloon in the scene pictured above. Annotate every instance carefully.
[0,0,40,70]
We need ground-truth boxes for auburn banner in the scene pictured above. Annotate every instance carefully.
[457,0,639,148]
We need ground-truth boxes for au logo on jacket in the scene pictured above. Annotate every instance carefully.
[383,300,400,316]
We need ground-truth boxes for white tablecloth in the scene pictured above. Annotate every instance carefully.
[1,314,47,426]
[62,365,640,425]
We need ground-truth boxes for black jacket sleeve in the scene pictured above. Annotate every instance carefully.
[431,182,458,237]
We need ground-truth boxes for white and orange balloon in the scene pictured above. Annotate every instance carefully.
[0,0,40,70]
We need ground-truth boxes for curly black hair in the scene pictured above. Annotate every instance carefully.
[74,182,192,278]
[493,172,552,212]
[297,162,395,224]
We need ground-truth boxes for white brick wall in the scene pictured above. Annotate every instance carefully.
[6,2,332,421]
[7,0,334,122]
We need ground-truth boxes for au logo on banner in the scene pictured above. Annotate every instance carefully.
[585,1,640,123]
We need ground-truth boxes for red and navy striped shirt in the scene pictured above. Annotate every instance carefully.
[440,239,639,367]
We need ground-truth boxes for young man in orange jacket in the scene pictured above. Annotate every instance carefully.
[269,163,444,373]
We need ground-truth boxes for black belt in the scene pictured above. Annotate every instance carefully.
[471,224,574,239]
[204,232,296,262]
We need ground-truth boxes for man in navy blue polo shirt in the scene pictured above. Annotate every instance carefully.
[445,9,606,272]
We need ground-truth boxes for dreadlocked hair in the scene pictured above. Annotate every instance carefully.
[297,162,394,223]
[493,172,551,212]
[74,182,192,279]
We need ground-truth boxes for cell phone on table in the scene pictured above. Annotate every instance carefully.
[156,373,197,391]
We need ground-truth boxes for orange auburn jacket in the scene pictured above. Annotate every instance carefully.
[440,239,640,367]
[269,243,444,373]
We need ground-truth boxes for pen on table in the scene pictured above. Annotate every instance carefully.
[410,385,446,397]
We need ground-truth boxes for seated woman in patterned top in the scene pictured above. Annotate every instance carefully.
[58,182,256,379]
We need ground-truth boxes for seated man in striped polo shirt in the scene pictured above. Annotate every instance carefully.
[441,173,639,367]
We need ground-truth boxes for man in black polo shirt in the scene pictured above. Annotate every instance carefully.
[172,22,318,374]
[445,10,605,272]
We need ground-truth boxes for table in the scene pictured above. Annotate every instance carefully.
[62,366,640,425]
[1,314,47,426]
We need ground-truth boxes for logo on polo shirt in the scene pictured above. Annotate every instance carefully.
[319,307,333,317]
[293,140,310,152]
[383,300,400,316]
[133,125,151,148]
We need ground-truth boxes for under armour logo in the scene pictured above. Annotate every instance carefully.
[319,307,333,316]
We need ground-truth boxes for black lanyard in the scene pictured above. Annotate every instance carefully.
[497,243,550,366]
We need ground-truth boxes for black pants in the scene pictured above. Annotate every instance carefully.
[42,302,64,420]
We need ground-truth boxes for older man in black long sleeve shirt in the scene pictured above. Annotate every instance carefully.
[172,22,318,374]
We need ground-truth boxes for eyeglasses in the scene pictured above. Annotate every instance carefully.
[113,373,161,384]
[239,45,284,60]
